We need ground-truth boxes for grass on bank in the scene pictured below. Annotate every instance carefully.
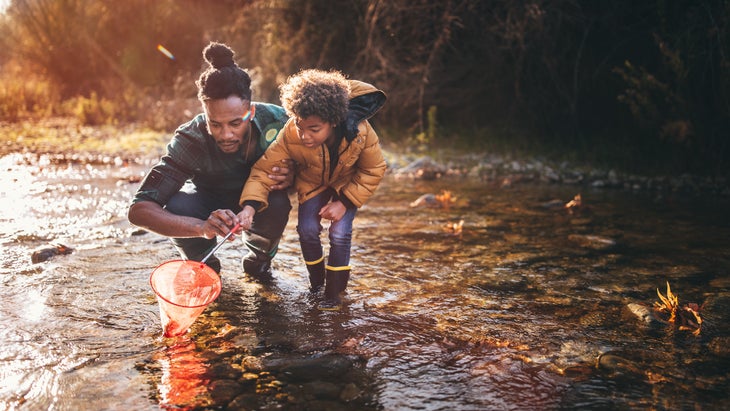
[0,118,169,161]
[0,116,710,181]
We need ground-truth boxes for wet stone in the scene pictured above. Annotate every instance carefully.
[228,393,262,410]
[701,295,730,325]
[476,278,530,293]
[265,354,354,382]
[240,372,259,385]
[340,382,362,402]
[242,355,264,372]
[206,362,243,380]
[209,379,244,406]
[596,352,643,376]
[708,337,730,358]
[579,311,610,328]
[626,303,661,325]
[567,234,617,250]
[31,244,73,263]
[301,380,341,399]
[306,399,351,411]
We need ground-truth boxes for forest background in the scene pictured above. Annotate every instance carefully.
[0,0,728,178]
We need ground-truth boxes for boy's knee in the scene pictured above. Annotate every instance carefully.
[329,229,352,246]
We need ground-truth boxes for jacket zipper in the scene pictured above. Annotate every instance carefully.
[304,145,328,196]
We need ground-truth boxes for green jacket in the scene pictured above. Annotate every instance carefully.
[132,102,287,206]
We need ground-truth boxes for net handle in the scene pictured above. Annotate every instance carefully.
[201,223,241,264]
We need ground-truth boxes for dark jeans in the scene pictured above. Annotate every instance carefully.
[165,182,291,271]
[296,189,357,268]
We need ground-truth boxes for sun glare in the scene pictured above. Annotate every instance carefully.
[0,0,9,14]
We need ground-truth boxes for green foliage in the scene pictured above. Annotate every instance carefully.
[0,61,57,121]
[427,105,438,144]
[405,105,439,149]
[0,118,168,159]
[63,92,116,126]
[613,38,692,145]
[0,0,728,175]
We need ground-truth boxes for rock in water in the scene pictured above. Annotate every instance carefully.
[31,244,73,264]
[567,234,616,250]
[410,193,438,208]
[627,303,659,325]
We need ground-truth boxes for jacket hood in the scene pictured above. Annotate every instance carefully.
[343,80,386,141]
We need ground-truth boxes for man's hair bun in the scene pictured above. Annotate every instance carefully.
[203,42,236,69]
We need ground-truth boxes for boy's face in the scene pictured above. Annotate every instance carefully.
[203,96,255,154]
[295,115,336,149]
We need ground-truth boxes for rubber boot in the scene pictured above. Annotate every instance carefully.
[305,257,325,292]
[318,266,351,311]
[241,254,272,282]
[337,270,350,294]
[241,231,276,282]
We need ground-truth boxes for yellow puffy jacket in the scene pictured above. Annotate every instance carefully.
[239,80,387,210]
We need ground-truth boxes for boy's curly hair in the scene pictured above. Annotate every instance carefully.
[279,69,350,125]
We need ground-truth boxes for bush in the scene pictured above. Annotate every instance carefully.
[0,61,58,121]
[62,92,118,126]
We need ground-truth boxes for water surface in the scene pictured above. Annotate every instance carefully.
[1,152,728,410]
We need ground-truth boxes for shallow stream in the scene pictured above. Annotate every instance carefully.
[1,152,729,410]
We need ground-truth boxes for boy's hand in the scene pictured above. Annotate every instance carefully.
[268,159,295,190]
[236,205,256,231]
[319,201,346,222]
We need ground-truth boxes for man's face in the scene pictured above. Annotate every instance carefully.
[203,96,254,154]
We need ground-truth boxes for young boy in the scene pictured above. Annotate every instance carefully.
[237,69,387,310]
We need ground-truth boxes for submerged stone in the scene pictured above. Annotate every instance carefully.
[626,303,660,325]
[209,379,244,405]
[708,337,730,358]
[567,234,616,250]
[596,352,643,375]
[31,243,73,263]
[265,354,354,382]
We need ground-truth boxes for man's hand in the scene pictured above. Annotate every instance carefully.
[268,158,295,190]
[203,209,240,240]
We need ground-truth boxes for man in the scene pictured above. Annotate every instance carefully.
[128,41,292,278]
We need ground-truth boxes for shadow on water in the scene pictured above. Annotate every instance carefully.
[1,152,729,410]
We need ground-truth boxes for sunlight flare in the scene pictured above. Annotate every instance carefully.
[157,44,175,60]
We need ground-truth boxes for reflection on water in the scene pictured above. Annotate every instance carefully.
[1,152,729,410]
[156,339,212,409]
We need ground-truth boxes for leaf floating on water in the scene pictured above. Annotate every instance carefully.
[443,219,464,236]
[435,190,457,210]
[564,193,592,216]
[564,193,582,211]
[652,281,702,336]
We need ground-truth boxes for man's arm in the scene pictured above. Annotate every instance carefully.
[128,201,240,239]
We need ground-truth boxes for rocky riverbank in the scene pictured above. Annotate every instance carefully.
[2,118,728,197]
[386,151,730,198]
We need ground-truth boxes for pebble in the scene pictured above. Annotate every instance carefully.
[31,244,73,263]
[567,234,617,250]
[626,303,660,325]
